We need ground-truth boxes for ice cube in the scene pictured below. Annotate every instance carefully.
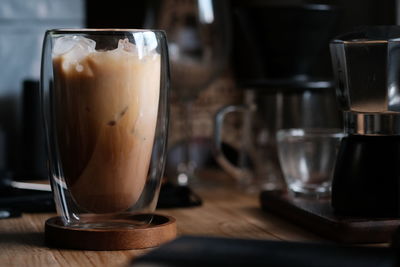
[120,33,158,60]
[63,38,95,62]
[54,36,96,72]
[53,36,96,56]
[118,38,135,52]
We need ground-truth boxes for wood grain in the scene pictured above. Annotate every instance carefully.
[0,171,324,267]
[261,191,400,243]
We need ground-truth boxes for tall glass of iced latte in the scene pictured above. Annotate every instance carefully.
[41,29,169,229]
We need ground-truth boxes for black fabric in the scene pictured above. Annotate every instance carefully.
[133,236,396,267]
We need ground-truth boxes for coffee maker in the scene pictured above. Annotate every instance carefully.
[330,26,400,217]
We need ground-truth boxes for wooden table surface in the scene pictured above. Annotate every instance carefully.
[0,171,324,267]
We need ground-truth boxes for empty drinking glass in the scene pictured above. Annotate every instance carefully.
[276,128,344,197]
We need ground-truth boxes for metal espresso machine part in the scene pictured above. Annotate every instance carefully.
[330,26,400,217]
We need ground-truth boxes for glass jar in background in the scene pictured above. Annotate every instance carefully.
[277,128,344,197]
[214,83,342,193]
[146,0,231,185]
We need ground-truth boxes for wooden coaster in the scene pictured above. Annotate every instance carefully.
[45,213,177,250]
[260,191,400,243]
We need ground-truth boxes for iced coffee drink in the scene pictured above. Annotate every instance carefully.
[52,36,160,213]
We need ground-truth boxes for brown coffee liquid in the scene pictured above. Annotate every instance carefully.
[53,39,160,213]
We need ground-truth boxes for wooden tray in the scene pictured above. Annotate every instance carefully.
[260,191,400,243]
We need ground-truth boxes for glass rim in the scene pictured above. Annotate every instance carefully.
[238,3,336,12]
[330,26,400,44]
[331,39,395,44]
[276,128,346,139]
[46,28,167,35]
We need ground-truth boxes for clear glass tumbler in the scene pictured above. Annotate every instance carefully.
[276,128,344,197]
[41,29,169,228]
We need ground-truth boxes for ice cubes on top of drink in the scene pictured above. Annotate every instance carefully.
[53,34,159,72]
[118,38,135,52]
[53,36,96,72]
[53,36,96,56]
[116,38,157,60]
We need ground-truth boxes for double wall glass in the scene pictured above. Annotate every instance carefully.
[41,29,169,229]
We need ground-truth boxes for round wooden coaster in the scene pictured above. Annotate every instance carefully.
[45,213,177,250]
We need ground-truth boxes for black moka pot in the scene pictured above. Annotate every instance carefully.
[330,26,400,217]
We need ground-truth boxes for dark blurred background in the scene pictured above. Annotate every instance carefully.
[0,0,397,181]
[86,0,396,81]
